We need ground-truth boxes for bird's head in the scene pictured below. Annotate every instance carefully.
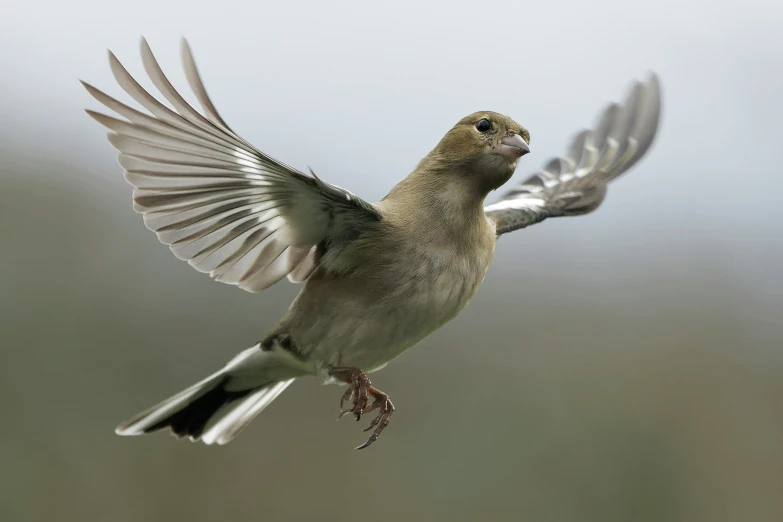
[427,111,530,193]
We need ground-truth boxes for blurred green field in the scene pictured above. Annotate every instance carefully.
[2,158,782,521]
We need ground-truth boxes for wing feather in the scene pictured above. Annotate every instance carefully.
[486,74,662,235]
[84,38,380,292]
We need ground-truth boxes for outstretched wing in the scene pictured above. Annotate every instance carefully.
[83,38,381,292]
[485,74,662,236]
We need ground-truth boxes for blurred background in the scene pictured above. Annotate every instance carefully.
[2,1,782,521]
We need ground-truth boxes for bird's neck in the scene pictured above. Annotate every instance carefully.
[381,159,489,230]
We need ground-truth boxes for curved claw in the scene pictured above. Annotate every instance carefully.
[339,388,354,412]
[363,417,380,432]
[355,434,378,450]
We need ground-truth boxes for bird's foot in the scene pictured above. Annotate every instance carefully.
[356,388,394,450]
[329,366,395,449]
[332,366,370,420]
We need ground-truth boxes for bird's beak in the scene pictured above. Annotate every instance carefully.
[494,134,530,160]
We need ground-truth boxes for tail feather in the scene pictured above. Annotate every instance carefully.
[200,379,293,445]
[144,376,252,439]
[115,371,225,437]
[115,345,297,445]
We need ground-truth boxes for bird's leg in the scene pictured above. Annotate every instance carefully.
[328,367,395,449]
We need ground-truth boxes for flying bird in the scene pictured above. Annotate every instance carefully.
[83,38,662,449]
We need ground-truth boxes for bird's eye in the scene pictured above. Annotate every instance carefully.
[475,119,491,132]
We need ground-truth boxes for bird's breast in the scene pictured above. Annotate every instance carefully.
[410,243,494,320]
[281,218,497,372]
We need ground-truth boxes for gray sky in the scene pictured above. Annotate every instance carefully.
[2,0,781,219]
[1,0,781,303]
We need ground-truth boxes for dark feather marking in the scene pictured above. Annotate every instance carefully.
[260,333,308,362]
[144,376,253,439]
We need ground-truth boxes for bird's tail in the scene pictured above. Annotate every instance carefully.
[115,346,295,445]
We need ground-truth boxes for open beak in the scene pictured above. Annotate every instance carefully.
[494,134,530,160]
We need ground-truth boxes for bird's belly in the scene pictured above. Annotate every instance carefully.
[297,249,493,373]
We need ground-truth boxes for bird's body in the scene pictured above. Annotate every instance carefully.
[270,191,496,375]
[83,38,661,448]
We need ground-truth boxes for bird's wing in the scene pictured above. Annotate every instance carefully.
[485,74,661,236]
[83,38,381,292]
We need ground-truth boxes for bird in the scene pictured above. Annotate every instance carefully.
[82,38,662,449]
